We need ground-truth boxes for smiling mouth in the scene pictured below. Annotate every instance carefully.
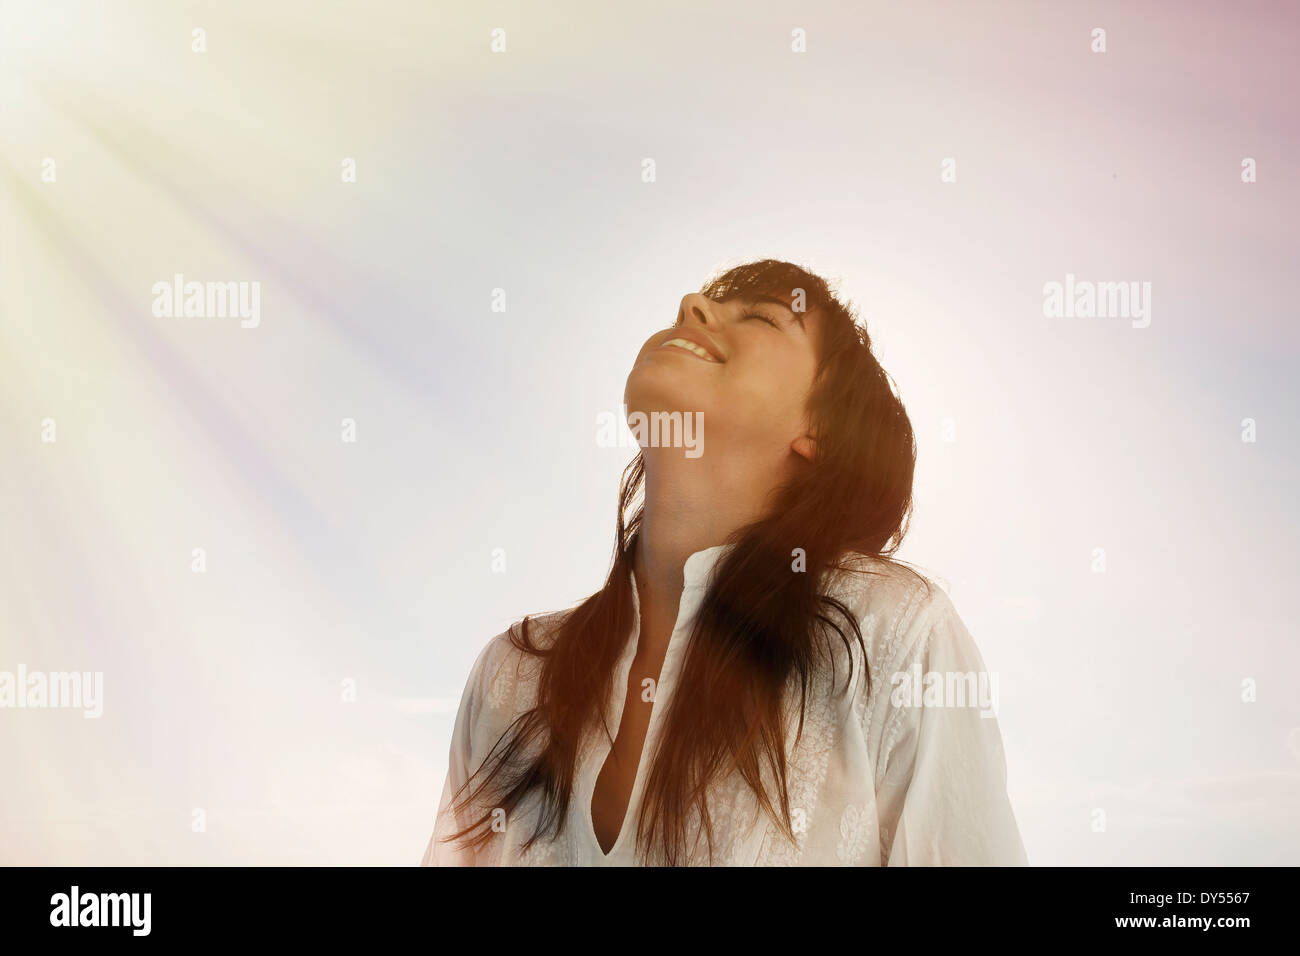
[658,338,721,363]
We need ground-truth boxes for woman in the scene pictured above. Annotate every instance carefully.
[421,259,1028,866]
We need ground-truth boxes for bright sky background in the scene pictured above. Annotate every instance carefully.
[1,0,1297,864]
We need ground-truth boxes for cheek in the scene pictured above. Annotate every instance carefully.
[720,354,816,430]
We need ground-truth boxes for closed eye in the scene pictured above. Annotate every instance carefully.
[743,310,779,328]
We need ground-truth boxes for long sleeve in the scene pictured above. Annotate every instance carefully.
[419,639,496,867]
[873,587,1029,866]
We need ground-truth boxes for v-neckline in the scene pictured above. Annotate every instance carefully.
[582,544,731,862]
[586,564,660,861]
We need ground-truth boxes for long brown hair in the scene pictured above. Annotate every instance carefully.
[442,259,925,864]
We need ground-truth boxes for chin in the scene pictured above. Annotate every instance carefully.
[626,356,717,406]
[624,382,715,422]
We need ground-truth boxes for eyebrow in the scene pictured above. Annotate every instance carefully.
[741,294,806,331]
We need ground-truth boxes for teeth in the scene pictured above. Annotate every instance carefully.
[663,338,718,362]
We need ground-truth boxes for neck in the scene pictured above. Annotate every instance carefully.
[631,444,786,638]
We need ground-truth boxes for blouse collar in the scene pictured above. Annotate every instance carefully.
[683,542,735,590]
[627,542,736,598]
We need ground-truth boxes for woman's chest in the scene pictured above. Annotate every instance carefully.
[486,661,882,866]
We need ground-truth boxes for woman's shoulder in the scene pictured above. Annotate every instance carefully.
[824,550,946,621]
[822,550,957,668]
[463,605,578,714]
[477,605,574,659]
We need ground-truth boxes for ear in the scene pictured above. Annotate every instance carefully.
[791,433,817,463]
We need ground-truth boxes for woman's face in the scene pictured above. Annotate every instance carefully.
[625,291,824,458]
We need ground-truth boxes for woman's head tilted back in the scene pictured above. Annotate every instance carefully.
[626,258,916,558]
[441,258,923,864]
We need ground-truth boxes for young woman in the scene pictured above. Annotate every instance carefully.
[421,259,1028,866]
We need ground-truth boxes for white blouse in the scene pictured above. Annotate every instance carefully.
[421,544,1029,866]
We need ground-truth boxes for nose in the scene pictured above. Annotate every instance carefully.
[676,292,721,330]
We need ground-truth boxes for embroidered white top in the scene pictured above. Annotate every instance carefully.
[420,544,1029,866]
